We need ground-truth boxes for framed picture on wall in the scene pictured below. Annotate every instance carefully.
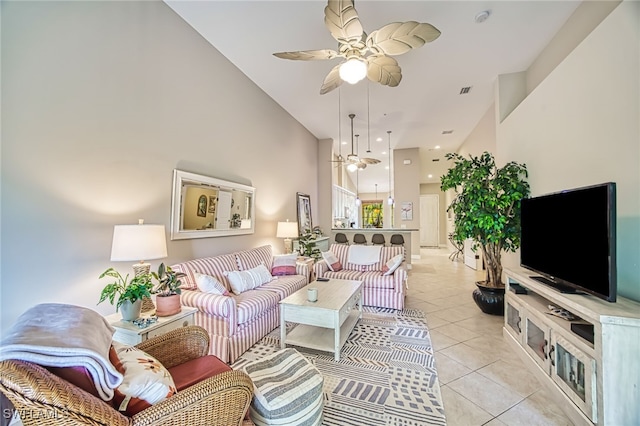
[401,201,413,221]
[296,192,312,236]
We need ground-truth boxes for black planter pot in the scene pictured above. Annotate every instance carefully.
[472,282,505,316]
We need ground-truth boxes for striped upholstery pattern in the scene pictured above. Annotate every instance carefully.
[174,245,310,363]
[236,245,274,271]
[256,275,308,299]
[243,348,323,426]
[314,244,407,309]
[172,253,238,291]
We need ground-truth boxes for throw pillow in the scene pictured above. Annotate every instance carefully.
[321,251,343,272]
[110,341,176,416]
[225,264,273,295]
[194,272,230,295]
[271,254,298,276]
[382,254,404,276]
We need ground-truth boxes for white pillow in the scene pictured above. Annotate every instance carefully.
[110,341,176,416]
[225,264,273,294]
[194,272,230,295]
[382,254,404,276]
[321,251,343,272]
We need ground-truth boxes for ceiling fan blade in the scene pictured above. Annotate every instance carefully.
[320,63,344,94]
[273,49,340,61]
[357,162,367,170]
[361,158,381,165]
[366,22,441,56]
[324,0,364,47]
[367,55,402,87]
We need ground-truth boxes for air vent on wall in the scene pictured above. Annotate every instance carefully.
[432,158,440,162]
[442,130,453,134]
[459,86,472,94]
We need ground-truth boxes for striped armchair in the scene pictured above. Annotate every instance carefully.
[172,245,309,363]
[314,244,408,309]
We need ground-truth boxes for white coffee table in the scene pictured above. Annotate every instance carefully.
[279,279,362,361]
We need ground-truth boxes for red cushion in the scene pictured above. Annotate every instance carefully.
[46,346,119,400]
[168,355,231,391]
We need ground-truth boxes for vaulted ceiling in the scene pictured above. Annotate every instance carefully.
[165,0,581,193]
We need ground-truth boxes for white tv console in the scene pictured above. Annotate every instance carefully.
[503,267,640,426]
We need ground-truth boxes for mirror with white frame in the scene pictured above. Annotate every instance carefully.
[170,169,255,240]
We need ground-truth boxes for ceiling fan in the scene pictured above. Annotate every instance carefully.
[340,113,380,171]
[273,0,441,94]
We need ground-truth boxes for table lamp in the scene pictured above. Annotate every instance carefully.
[110,219,168,276]
[276,220,298,254]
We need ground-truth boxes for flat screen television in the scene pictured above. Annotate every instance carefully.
[520,182,617,302]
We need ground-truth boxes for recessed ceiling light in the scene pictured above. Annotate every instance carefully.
[382,151,387,155]
[385,166,389,170]
[376,137,382,142]
[341,141,347,145]
[435,145,441,149]
[428,174,433,178]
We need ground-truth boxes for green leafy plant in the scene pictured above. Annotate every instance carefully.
[297,231,322,261]
[440,151,530,288]
[97,268,153,310]
[151,262,186,297]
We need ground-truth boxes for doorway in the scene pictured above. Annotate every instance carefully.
[419,194,439,247]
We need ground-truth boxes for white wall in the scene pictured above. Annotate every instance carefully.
[0,1,319,332]
[498,1,640,301]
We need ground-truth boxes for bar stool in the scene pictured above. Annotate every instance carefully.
[371,234,386,246]
[353,233,367,245]
[390,234,405,246]
[335,233,349,245]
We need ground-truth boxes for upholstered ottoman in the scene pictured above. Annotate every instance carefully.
[242,348,323,426]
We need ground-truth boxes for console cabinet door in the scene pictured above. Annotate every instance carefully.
[505,296,524,344]
[524,314,552,374]
[551,334,597,423]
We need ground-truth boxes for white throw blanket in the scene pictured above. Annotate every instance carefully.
[0,303,123,401]
[347,245,382,265]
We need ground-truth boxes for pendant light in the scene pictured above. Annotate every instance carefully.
[387,130,394,205]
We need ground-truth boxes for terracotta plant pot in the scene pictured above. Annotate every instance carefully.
[472,282,505,316]
[156,294,181,317]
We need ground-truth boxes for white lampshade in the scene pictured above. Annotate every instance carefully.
[277,221,298,254]
[339,58,367,84]
[111,221,168,275]
[276,221,298,238]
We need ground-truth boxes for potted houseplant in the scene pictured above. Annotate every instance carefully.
[298,231,322,261]
[98,268,153,321]
[151,262,186,317]
[440,151,530,315]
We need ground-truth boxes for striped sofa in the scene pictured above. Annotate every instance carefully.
[171,245,309,363]
[314,243,408,310]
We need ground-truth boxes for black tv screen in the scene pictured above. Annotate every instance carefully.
[520,182,617,302]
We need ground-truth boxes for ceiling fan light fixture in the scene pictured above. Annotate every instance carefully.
[347,163,358,172]
[339,58,367,84]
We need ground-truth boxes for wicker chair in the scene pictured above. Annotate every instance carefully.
[0,326,253,426]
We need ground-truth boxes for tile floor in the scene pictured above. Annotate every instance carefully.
[407,247,574,426]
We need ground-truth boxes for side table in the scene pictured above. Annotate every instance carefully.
[105,306,198,346]
[296,257,316,282]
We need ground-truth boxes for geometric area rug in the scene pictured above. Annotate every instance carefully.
[232,307,447,425]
